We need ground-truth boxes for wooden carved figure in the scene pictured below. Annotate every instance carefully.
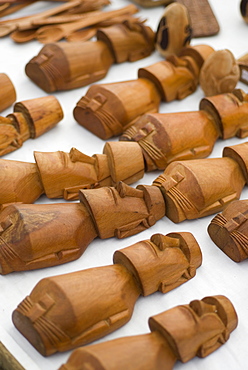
[0,182,165,273]
[0,95,63,156]
[59,295,238,370]
[2,142,248,272]
[25,21,155,93]
[199,49,240,96]
[0,73,16,112]
[208,199,248,262]
[0,89,248,206]
[153,141,248,223]
[74,44,214,139]
[12,232,202,355]
[241,0,248,23]
[122,89,248,170]
[155,3,192,58]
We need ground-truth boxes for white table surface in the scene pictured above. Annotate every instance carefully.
[1,0,248,369]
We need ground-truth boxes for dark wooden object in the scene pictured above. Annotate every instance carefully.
[0,95,63,156]
[0,73,16,112]
[12,232,202,355]
[74,44,214,139]
[59,295,237,369]
[0,89,248,206]
[175,0,219,37]
[237,52,248,85]
[241,0,248,23]
[25,20,155,92]
[208,199,248,262]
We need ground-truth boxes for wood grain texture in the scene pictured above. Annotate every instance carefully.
[25,21,155,92]
[0,73,16,112]
[74,44,214,139]
[0,95,63,156]
[12,232,202,355]
[59,295,237,370]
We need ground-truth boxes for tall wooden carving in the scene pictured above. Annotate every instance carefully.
[12,232,202,355]
[74,44,214,139]
[59,295,237,369]
[25,21,155,92]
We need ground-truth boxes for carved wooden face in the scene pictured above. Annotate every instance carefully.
[155,3,192,58]
[149,295,238,363]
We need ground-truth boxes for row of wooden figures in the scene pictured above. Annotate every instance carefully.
[0,88,248,203]
[11,232,238,369]
[1,141,248,274]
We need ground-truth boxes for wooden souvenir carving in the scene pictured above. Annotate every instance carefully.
[175,0,220,37]
[12,232,202,355]
[2,89,248,206]
[2,142,248,272]
[59,295,237,370]
[0,73,16,112]
[25,20,155,92]
[155,3,192,58]
[74,44,215,139]
[0,95,63,156]
[199,49,240,96]
[153,141,248,223]
[237,52,248,85]
[208,199,248,262]
[0,182,165,273]
[241,0,248,23]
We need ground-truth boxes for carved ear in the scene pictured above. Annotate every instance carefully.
[150,233,180,251]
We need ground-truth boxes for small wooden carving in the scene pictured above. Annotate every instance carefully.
[208,199,248,262]
[237,52,248,85]
[241,0,248,23]
[199,49,240,96]
[0,95,63,156]
[0,182,165,273]
[59,295,237,370]
[153,141,248,223]
[0,73,16,112]
[155,3,192,58]
[2,90,248,205]
[74,44,214,139]
[12,232,202,355]
[25,21,155,92]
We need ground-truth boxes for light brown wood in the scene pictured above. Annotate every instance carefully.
[208,199,248,262]
[0,95,63,156]
[25,20,155,92]
[241,0,248,23]
[59,295,237,370]
[74,44,214,139]
[199,49,240,96]
[0,89,248,206]
[0,73,16,112]
[153,141,248,223]
[12,232,202,355]
[155,3,192,58]
[35,5,139,43]
[0,182,165,273]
